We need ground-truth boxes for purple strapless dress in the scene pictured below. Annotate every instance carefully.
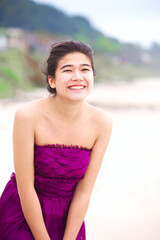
[0,144,91,240]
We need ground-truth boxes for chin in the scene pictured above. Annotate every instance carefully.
[69,91,91,101]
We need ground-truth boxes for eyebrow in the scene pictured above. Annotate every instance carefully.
[60,63,91,70]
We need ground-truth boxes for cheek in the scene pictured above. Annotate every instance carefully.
[90,79,94,89]
[88,74,94,84]
[54,77,68,90]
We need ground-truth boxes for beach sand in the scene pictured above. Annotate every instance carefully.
[0,78,160,240]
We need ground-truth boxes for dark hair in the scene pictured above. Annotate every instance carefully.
[44,40,95,94]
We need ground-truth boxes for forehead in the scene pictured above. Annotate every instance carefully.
[57,52,91,68]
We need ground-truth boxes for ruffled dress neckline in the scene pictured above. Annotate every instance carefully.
[34,143,92,151]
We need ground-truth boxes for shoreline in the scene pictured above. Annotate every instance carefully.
[1,77,160,110]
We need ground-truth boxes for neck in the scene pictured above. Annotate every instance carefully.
[49,95,86,120]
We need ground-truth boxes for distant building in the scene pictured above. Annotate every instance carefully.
[0,27,54,53]
[6,28,29,51]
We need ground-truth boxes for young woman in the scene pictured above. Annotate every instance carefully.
[0,40,112,240]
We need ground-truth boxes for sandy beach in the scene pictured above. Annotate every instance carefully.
[0,78,160,240]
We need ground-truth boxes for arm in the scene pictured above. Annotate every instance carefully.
[62,117,113,240]
[13,107,50,240]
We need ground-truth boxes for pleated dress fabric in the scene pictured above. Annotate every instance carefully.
[0,144,91,240]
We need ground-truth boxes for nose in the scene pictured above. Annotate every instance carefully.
[72,70,83,81]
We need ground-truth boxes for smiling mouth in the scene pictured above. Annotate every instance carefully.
[68,86,86,90]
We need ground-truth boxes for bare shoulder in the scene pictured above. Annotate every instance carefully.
[85,104,113,154]
[14,98,47,125]
[88,104,113,135]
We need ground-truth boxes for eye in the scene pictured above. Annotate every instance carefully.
[82,68,90,72]
[63,69,72,72]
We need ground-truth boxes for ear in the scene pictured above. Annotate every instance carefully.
[48,75,56,89]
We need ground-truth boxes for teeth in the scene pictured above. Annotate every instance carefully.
[69,86,85,89]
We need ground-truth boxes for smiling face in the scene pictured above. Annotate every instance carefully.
[48,52,94,102]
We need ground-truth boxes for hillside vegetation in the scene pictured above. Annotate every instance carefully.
[0,0,122,54]
[0,0,160,98]
[0,48,43,98]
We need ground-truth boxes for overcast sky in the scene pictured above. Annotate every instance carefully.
[34,0,160,48]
